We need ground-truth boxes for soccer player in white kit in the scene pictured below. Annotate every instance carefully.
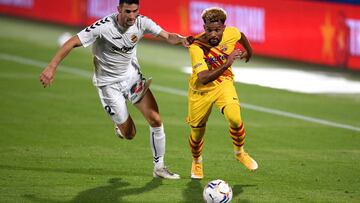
[40,0,188,179]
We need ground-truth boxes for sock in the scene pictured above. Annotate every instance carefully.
[230,123,246,153]
[150,124,165,169]
[189,126,205,163]
[223,104,246,154]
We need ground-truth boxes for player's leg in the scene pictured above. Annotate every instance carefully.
[216,81,258,171]
[187,90,214,179]
[97,83,136,140]
[114,116,136,140]
[189,124,206,179]
[134,88,180,179]
[223,103,244,152]
[189,125,205,162]
[223,103,257,171]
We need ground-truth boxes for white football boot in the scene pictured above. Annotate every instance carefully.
[153,166,180,179]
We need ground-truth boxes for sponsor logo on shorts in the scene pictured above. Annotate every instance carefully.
[131,81,143,94]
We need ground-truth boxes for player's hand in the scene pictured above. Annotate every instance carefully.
[240,50,252,63]
[40,66,56,88]
[184,36,195,47]
[225,49,242,67]
[181,37,190,47]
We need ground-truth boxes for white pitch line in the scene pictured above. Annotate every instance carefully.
[240,103,360,132]
[1,52,360,132]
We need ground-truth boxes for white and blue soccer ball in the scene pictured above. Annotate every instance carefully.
[203,179,233,203]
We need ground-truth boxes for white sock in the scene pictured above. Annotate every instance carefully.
[150,124,165,169]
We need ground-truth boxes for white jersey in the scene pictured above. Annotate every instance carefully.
[77,13,162,86]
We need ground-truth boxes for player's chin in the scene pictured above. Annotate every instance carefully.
[126,20,135,26]
[209,39,220,46]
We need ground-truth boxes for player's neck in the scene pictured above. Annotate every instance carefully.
[116,15,129,32]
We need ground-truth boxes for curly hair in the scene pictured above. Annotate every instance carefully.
[201,7,227,24]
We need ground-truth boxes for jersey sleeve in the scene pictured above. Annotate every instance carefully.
[189,45,208,75]
[77,16,110,47]
[141,16,162,36]
[227,26,241,41]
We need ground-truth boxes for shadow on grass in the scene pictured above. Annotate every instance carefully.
[182,179,204,202]
[182,179,256,203]
[232,184,257,203]
[0,164,146,177]
[23,178,162,203]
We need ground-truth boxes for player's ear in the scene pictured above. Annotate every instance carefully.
[221,24,226,30]
[117,5,122,13]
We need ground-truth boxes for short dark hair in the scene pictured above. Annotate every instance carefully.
[119,0,139,5]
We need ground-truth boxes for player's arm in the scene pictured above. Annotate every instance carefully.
[158,30,190,47]
[238,32,253,63]
[197,49,242,85]
[40,35,82,88]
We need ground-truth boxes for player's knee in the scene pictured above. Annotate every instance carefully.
[190,124,206,142]
[147,111,162,127]
[124,134,135,140]
[123,126,136,140]
[228,113,241,127]
[117,123,136,140]
[118,116,137,139]
[223,104,242,128]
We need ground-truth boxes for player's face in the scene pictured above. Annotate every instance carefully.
[118,3,139,28]
[203,22,225,46]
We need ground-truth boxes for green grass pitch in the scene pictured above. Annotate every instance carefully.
[0,16,359,202]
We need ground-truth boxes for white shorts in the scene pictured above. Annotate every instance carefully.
[96,71,148,124]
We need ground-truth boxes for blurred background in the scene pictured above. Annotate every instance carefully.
[1,0,360,70]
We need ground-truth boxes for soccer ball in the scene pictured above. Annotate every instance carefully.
[203,179,233,203]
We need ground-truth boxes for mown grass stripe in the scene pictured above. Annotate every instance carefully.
[1,52,359,132]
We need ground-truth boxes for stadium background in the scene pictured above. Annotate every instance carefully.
[0,0,360,202]
[1,0,360,70]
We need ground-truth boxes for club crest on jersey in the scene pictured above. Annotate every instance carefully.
[131,35,138,43]
[220,44,228,52]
